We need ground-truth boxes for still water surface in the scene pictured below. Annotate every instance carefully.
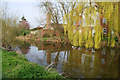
[12,41,119,78]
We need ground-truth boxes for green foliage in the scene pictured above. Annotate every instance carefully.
[60,35,66,43]
[43,33,51,38]
[17,29,30,36]
[101,37,118,42]
[53,33,56,36]
[118,43,120,45]
[21,16,25,20]
[43,38,48,41]
[30,28,38,31]
[2,49,64,78]
[1,16,19,48]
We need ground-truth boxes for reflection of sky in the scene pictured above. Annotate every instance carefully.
[2,2,45,28]
[25,45,68,73]
[26,46,48,66]
[26,46,68,68]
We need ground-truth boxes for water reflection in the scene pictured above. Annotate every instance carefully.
[11,41,31,54]
[19,42,119,78]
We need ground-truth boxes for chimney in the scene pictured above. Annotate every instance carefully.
[46,13,51,29]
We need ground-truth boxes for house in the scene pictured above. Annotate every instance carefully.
[65,2,109,36]
[100,15,109,34]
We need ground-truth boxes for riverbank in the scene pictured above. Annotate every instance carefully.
[15,36,63,43]
[15,34,120,48]
[15,30,69,44]
[2,49,64,79]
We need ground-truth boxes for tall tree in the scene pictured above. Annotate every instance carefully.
[63,2,119,49]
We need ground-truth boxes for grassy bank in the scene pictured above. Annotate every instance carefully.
[2,49,64,79]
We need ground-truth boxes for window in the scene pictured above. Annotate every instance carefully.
[103,18,106,23]
[103,28,107,34]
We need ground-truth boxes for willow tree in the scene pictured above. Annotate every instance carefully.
[96,2,119,46]
[63,2,119,49]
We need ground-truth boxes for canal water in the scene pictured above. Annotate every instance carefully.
[11,40,120,78]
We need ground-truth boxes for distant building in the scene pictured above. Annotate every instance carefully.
[19,16,30,29]
[40,13,64,37]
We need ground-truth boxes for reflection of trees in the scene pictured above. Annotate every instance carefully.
[18,42,31,54]
[45,44,71,70]
[62,47,119,78]
[63,51,66,62]
[45,43,61,64]
[22,41,119,78]
[53,51,60,68]
[46,52,51,64]
[35,42,62,52]
[9,40,31,54]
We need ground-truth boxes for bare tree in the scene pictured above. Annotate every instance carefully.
[38,1,78,39]
[38,2,77,23]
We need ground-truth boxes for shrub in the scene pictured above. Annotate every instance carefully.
[1,16,19,48]
[17,29,30,36]
[43,33,51,38]
[53,33,56,36]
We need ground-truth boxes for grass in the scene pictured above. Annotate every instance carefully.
[2,49,64,79]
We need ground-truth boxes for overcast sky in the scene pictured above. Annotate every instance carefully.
[1,1,46,29]
[1,0,118,29]
[1,0,64,29]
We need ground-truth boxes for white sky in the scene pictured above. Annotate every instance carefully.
[1,0,119,29]
[1,1,46,29]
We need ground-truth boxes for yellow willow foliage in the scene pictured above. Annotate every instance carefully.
[68,26,73,42]
[114,3,118,34]
[101,2,118,47]
[79,29,83,46]
[94,24,102,49]
[63,2,119,49]
[87,30,94,48]
[84,34,89,48]
[83,28,89,48]
[73,29,79,46]
[111,35,115,47]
